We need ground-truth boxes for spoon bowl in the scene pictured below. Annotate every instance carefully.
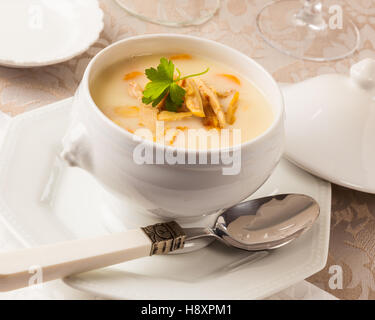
[184,194,319,251]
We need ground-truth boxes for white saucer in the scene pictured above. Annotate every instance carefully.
[0,0,103,67]
[0,98,331,299]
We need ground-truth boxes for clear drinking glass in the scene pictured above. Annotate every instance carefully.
[115,0,221,27]
[256,0,360,61]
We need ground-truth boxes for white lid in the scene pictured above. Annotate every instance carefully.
[283,59,375,193]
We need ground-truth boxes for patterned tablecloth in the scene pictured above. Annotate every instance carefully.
[0,0,374,300]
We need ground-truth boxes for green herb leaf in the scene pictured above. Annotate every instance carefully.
[143,80,170,101]
[169,83,185,106]
[165,95,179,112]
[144,67,159,81]
[142,57,209,112]
[158,57,175,81]
[151,88,168,107]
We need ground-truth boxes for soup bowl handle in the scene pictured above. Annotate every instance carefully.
[61,121,92,172]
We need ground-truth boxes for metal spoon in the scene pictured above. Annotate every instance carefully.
[0,194,319,292]
[184,193,319,251]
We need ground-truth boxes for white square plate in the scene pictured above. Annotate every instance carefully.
[0,98,331,299]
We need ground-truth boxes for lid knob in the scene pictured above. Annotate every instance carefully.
[350,59,375,90]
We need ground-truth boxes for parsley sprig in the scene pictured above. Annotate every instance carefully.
[142,57,209,112]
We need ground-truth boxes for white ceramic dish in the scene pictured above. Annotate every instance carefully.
[0,0,103,67]
[0,98,330,299]
[283,59,375,194]
[61,34,285,224]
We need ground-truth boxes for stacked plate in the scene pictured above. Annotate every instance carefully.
[0,0,103,67]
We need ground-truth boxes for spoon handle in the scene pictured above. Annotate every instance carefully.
[0,221,185,292]
[184,227,216,241]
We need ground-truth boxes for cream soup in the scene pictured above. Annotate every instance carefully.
[90,54,274,149]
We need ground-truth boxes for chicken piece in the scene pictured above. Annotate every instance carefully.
[195,79,226,128]
[157,111,193,121]
[128,81,143,100]
[226,91,240,125]
[182,79,205,117]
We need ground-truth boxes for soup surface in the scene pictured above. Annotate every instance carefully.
[91,54,274,149]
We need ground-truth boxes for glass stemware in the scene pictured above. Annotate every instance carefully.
[115,0,220,27]
[256,0,360,61]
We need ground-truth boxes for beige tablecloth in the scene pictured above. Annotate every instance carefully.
[0,0,375,300]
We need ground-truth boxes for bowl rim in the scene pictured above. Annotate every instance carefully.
[82,33,284,155]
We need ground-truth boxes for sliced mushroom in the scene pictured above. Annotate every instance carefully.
[195,79,227,128]
[183,79,205,117]
[201,94,220,129]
